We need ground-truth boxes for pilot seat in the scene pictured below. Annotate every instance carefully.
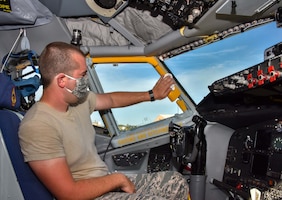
[0,109,54,200]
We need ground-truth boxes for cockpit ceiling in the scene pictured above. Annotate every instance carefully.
[41,0,282,58]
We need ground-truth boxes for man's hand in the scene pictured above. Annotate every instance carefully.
[152,73,175,100]
[117,173,136,193]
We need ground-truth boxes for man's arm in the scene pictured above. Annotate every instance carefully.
[29,157,135,200]
[95,75,175,110]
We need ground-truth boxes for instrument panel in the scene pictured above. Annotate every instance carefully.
[198,43,282,198]
[87,0,219,29]
[129,0,218,29]
[209,54,282,96]
[223,118,282,193]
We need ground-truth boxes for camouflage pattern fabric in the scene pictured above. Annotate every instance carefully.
[262,181,282,200]
[95,171,189,200]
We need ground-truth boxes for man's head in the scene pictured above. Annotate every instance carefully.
[39,42,86,89]
[39,42,88,105]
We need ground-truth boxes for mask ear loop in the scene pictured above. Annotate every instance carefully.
[64,74,76,80]
[65,87,74,94]
[64,74,77,94]
[64,74,76,94]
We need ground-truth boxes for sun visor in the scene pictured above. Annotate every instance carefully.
[39,0,95,17]
[0,0,53,30]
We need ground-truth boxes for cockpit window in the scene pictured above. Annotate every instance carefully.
[166,22,282,104]
[91,63,182,131]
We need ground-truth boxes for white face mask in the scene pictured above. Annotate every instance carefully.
[64,74,89,101]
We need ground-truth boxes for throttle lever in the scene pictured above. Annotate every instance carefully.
[210,178,250,200]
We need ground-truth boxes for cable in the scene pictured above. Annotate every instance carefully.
[1,29,24,73]
[102,134,115,161]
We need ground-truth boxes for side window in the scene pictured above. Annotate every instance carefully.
[90,63,182,131]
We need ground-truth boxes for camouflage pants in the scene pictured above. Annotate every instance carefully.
[95,171,189,200]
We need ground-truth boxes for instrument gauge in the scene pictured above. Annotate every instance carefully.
[273,137,282,151]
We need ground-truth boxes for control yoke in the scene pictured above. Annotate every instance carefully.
[169,115,207,175]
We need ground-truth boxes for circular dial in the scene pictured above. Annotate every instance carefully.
[273,137,282,151]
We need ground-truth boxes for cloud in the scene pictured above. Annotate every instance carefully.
[183,46,246,58]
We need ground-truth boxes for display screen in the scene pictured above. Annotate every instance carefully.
[268,153,282,177]
[255,130,271,150]
[251,154,268,176]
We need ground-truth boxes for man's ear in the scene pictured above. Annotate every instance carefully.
[56,73,66,88]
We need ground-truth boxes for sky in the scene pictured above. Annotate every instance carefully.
[91,21,282,126]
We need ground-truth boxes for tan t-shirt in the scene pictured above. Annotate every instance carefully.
[19,92,109,180]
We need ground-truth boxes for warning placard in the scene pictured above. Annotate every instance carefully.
[0,0,11,12]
